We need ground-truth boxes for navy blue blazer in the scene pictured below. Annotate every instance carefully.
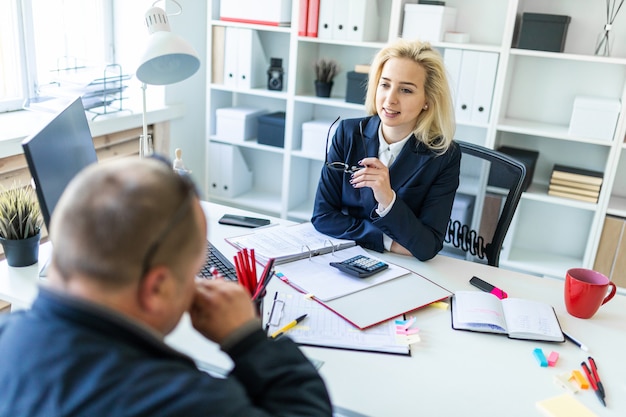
[312,115,461,261]
[0,288,332,417]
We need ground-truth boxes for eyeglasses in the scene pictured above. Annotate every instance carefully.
[140,170,198,277]
[324,116,365,174]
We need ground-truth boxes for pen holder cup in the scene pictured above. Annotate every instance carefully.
[254,294,265,317]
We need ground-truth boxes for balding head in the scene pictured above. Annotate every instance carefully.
[49,157,205,289]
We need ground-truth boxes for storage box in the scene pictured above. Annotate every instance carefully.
[517,13,571,52]
[402,4,456,42]
[220,0,291,26]
[215,107,267,142]
[301,119,339,159]
[568,96,621,141]
[258,112,286,148]
[489,146,539,192]
[345,71,368,105]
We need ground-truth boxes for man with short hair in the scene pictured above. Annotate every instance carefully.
[0,157,332,416]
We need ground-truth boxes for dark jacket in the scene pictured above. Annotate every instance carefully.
[0,288,332,417]
[312,115,461,261]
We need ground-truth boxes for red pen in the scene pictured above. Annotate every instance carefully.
[582,361,606,407]
[250,248,258,290]
[588,357,606,399]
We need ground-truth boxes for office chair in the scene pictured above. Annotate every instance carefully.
[442,141,526,267]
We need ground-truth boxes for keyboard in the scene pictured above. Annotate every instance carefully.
[198,242,238,281]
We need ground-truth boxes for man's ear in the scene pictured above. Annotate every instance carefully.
[137,265,173,314]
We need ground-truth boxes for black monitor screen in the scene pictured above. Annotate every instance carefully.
[21,97,98,229]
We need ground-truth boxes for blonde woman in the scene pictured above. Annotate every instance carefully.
[312,39,460,261]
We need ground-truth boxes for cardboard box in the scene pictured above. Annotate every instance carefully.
[258,112,286,148]
[402,5,456,42]
[215,107,267,142]
[517,13,571,52]
[220,0,291,26]
[345,71,368,105]
[301,119,339,159]
[568,96,621,141]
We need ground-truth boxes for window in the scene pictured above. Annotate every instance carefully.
[0,0,113,113]
[0,0,26,112]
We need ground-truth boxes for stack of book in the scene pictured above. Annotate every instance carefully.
[548,164,603,203]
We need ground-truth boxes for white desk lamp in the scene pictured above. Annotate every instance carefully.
[135,1,200,157]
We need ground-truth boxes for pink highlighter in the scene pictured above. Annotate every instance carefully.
[469,276,508,299]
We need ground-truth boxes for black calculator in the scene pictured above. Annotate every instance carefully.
[330,255,389,278]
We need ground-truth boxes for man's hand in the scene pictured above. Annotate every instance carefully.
[190,279,256,344]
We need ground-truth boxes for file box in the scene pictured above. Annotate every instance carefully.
[345,71,368,105]
[301,119,338,159]
[402,4,457,42]
[568,96,621,141]
[517,13,571,52]
[215,107,267,142]
[258,112,286,148]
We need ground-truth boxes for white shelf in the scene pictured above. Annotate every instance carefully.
[607,195,626,218]
[501,247,582,279]
[497,118,616,146]
[208,189,282,215]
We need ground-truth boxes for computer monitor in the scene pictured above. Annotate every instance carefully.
[21,97,98,229]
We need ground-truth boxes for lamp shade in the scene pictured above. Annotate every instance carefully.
[136,7,200,85]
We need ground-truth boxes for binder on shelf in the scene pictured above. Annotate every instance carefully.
[593,216,625,286]
[223,28,267,90]
[306,0,320,37]
[211,26,225,84]
[453,51,498,124]
[208,142,253,198]
[443,48,463,107]
[299,0,309,36]
[317,0,333,39]
[454,50,479,123]
[331,1,350,40]
[471,52,498,124]
[316,0,377,41]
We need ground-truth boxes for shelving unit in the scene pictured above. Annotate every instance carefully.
[205,0,626,280]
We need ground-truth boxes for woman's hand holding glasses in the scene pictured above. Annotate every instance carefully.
[349,157,395,210]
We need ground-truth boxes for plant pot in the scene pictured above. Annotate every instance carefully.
[0,233,41,267]
[315,81,333,98]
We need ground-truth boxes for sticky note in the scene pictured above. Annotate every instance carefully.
[553,373,579,394]
[533,348,548,367]
[547,351,559,367]
[536,393,598,417]
[571,370,589,389]
[429,301,449,310]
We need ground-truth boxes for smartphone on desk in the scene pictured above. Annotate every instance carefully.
[218,214,271,228]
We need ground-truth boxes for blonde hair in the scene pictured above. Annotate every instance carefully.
[365,38,455,154]
[49,157,203,288]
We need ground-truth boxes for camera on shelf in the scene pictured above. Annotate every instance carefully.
[267,57,284,91]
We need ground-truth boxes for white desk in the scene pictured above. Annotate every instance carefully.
[2,202,625,417]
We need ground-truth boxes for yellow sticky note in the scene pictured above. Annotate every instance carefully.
[536,393,598,417]
[429,301,449,310]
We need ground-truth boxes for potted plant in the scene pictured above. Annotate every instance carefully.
[0,184,43,267]
[314,58,339,98]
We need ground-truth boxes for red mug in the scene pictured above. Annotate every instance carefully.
[564,268,617,319]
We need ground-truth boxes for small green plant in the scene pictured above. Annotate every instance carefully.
[0,184,43,240]
[314,58,339,83]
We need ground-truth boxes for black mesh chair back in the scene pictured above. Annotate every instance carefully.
[443,141,526,267]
